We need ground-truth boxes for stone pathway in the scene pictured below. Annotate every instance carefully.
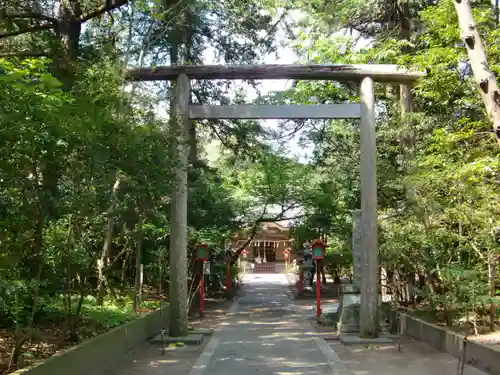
[103,297,234,375]
[108,273,490,375]
[188,273,489,375]
[188,273,350,375]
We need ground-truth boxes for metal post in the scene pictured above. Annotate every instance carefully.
[199,261,205,317]
[299,271,303,295]
[316,260,321,318]
[226,261,231,296]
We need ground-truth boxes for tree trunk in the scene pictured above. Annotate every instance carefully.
[133,215,144,313]
[97,177,121,305]
[488,258,496,330]
[399,0,415,162]
[45,0,83,89]
[495,0,499,27]
[453,0,500,145]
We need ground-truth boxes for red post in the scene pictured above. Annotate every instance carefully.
[298,271,303,294]
[226,261,231,295]
[316,261,321,318]
[199,262,205,316]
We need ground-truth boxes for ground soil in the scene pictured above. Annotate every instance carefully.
[0,324,73,375]
[401,305,500,351]
[470,331,500,348]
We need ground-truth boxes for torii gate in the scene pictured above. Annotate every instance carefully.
[126,64,423,338]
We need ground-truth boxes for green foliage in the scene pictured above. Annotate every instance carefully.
[0,0,300,370]
[288,0,500,328]
[45,295,140,330]
[0,54,246,371]
[3,0,500,370]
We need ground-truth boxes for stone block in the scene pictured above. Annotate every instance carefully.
[351,209,362,290]
[299,264,314,271]
[151,333,204,346]
[318,302,340,326]
[188,327,214,336]
[339,333,393,346]
[337,292,361,334]
[341,283,360,294]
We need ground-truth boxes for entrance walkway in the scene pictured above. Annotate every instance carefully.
[189,273,488,375]
[189,273,345,375]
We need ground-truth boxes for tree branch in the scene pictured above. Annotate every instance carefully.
[471,242,486,261]
[261,213,307,222]
[230,204,269,263]
[0,50,50,57]
[80,0,129,22]
[0,23,53,39]
[230,203,303,263]
[192,89,257,158]
[1,11,58,23]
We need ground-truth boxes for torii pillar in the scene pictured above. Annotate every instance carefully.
[359,77,379,338]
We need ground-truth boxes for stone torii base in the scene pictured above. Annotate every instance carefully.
[335,284,391,345]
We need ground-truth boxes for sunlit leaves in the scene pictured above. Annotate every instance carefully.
[285,0,500,317]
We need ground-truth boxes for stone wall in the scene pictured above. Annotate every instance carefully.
[13,306,170,375]
[386,309,500,375]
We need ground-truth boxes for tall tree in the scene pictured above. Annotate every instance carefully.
[452,0,500,145]
[0,0,128,85]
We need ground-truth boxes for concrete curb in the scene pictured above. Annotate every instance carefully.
[13,305,170,375]
[386,309,500,375]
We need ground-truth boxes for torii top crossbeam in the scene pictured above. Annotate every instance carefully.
[126,64,423,83]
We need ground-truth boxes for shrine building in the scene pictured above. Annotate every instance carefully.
[231,222,293,273]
